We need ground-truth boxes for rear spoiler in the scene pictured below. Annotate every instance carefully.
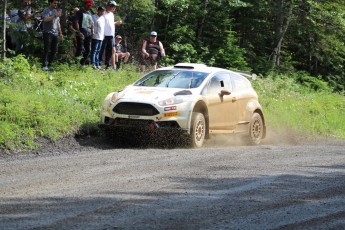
[231,70,257,80]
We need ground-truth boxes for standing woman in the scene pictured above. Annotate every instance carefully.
[41,0,63,71]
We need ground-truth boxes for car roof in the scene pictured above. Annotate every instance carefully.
[158,63,225,74]
[158,63,258,81]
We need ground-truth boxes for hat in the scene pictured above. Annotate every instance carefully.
[85,0,93,6]
[107,1,117,6]
[115,35,122,39]
[150,31,157,36]
[97,6,104,11]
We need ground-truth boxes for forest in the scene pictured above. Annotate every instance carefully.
[1,0,345,93]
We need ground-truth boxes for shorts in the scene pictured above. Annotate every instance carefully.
[141,53,159,65]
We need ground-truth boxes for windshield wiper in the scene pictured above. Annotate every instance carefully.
[188,72,195,88]
[166,72,181,88]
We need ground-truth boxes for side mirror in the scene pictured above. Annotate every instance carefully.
[219,90,231,97]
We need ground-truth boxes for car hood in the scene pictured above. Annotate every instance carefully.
[118,86,192,102]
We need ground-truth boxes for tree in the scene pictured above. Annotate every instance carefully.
[271,0,293,67]
[1,0,8,59]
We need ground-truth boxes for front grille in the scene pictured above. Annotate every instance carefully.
[115,118,152,127]
[113,102,159,116]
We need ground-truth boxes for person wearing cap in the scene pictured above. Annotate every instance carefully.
[41,0,63,71]
[90,6,105,69]
[98,1,122,70]
[112,35,130,69]
[141,31,165,71]
[74,0,94,65]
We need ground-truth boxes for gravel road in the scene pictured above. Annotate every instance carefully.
[1,136,345,229]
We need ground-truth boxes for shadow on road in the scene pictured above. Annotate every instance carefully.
[1,167,345,229]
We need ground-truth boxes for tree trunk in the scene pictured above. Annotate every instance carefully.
[272,0,293,67]
[59,0,67,31]
[197,0,208,40]
[1,0,7,59]
[164,6,171,44]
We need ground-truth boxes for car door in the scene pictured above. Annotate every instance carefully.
[230,73,252,124]
[203,72,238,131]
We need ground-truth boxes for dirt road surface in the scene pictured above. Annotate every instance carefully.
[1,137,345,229]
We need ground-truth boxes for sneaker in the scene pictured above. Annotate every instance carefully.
[43,66,49,71]
[92,65,97,70]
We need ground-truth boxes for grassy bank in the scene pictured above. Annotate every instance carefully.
[0,56,344,152]
[253,73,345,139]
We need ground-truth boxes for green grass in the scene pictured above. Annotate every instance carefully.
[253,74,345,138]
[0,55,141,151]
[0,56,344,152]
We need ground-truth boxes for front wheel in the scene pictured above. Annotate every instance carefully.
[248,112,264,145]
[189,112,206,148]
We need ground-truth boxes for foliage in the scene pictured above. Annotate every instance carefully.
[213,30,249,71]
[1,0,344,93]
[253,73,345,139]
[0,56,141,151]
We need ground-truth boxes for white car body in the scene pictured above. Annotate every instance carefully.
[100,63,266,147]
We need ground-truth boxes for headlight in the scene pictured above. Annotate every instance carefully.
[111,92,118,103]
[158,97,184,106]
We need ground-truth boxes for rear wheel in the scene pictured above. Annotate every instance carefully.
[189,112,206,148]
[248,112,264,145]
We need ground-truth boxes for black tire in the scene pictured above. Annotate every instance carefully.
[248,112,264,145]
[189,112,206,148]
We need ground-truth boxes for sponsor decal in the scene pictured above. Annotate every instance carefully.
[164,112,178,117]
[164,106,177,111]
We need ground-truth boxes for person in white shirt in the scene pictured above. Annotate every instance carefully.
[98,1,116,70]
[98,1,122,70]
[90,6,105,68]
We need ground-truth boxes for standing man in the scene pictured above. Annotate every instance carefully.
[141,31,165,71]
[74,0,94,65]
[90,6,105,69]
[41,0,63,71]
[98,1,117,70]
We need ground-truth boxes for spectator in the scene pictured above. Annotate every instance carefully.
[13,0,33,53]
[99,1,118,70]
[113,35,130,69]
[90,6,105,69]
[141,31,165,72]
[74,0,94,65]
[67,7,79,51]
[41,0,63,71]
[67,7,79,34]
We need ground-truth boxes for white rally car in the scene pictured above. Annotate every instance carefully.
[100,63,266,147]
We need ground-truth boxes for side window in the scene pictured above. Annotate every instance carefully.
[204,73,232,95]
[230,73,250,92]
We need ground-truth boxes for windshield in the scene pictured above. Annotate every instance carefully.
[134,70,208,89]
